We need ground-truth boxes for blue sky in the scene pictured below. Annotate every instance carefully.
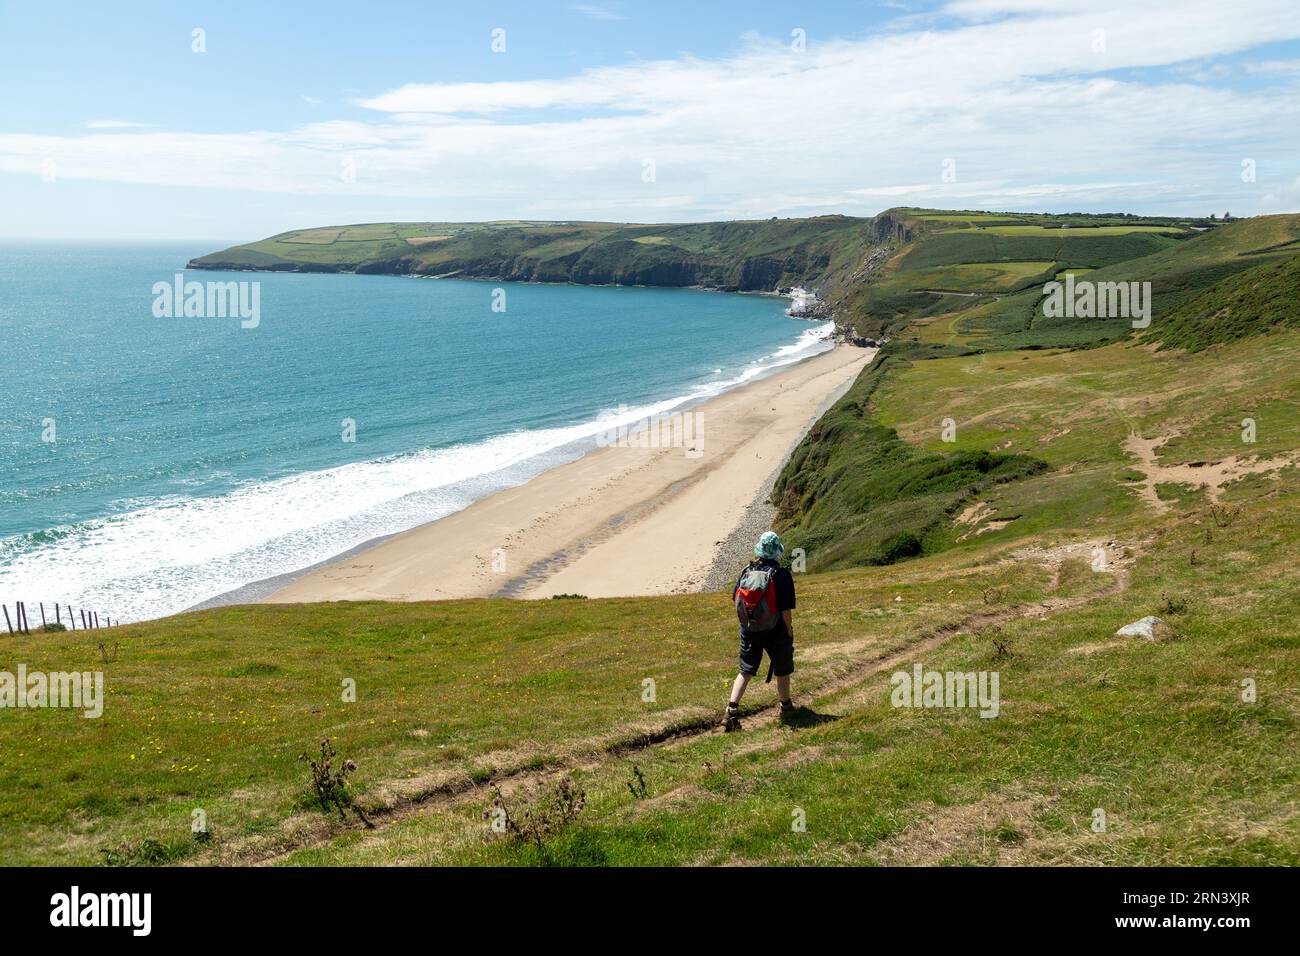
[3,0,1300,239]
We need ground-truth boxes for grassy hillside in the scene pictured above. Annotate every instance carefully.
[772,341,1049,570]
[0,550,1065,864]
[944,214,1300,350]
[772,213,1300,574]
[294,501,1300,866]
[1144,251,1300,351]
[835,208,1200,342]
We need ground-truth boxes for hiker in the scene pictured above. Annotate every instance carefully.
[724,530,796,731]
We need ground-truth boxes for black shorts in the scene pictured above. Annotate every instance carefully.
[738,629,794,678]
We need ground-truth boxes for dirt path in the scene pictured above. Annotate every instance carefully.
[918,290,1002,298]
[224,545,1134,866]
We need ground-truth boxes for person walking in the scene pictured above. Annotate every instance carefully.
[724,530,796,731]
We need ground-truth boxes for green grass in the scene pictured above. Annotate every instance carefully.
[974,224,1189,236]
[894,229,1179,273]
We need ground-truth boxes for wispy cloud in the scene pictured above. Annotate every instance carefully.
[1244,58,1300,74]
[572,4,625,21]
[85,119,153,130]
[7,0,1299,221]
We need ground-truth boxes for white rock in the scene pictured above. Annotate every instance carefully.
[1114,616,1164,640]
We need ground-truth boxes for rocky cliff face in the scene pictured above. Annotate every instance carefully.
[737,257,788,291]
[868,212,915,245]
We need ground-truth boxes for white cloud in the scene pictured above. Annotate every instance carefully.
[85,119,153,129]
[6,0,1300,222]
[572,4,624,21]
[1170,61,1233,82]
[1244,58,1300,74]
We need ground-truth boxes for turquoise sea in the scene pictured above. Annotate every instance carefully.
[0,242,832,621]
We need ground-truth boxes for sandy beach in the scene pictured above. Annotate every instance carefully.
[264,343,875,604]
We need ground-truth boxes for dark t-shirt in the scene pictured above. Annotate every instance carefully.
[733,559,796,639]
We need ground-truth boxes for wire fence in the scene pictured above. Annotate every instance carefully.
[2,600,116,635]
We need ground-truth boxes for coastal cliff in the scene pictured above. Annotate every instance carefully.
[188,214,905,319]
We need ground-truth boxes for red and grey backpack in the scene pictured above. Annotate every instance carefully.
[734,562,781,632]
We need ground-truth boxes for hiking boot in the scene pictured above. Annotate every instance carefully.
[779,699,796,720]
[722,704,742,732]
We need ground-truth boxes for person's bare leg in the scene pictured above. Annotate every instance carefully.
[729,672,751,706]
[776,674,791,703]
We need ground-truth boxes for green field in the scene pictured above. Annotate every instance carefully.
[894,260,1056,294]
[920,214,1300,351]
[972,224,1189,236]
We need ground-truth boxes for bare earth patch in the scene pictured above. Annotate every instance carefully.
[955,501,1019,541]
[1123,432,1300,513]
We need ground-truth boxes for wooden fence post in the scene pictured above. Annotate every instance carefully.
[0,602,117,633]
